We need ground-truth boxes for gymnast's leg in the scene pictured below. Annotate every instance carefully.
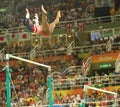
[41,5,50,33]
[49,10,61,33]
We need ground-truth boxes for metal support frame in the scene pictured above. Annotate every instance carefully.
[5,54,53,107]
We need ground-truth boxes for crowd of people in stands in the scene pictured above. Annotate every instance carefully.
[0,42,120,106]
[0,44,120,107]
[0,32,119,59]
[0,0,91,29]
[2,0,117,29]
[0,0,120,107]
[0,64,47,106]
[53,90,115,106]
[53,69,120,106]
[0,53,77,106]
[0,62,112,106]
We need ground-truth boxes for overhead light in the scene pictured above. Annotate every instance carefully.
[59,35,63,37]
[68,35,71,37]
[35,39,38,42]
[99,26,103,29]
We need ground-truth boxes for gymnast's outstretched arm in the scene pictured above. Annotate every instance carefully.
[25,8,33,31]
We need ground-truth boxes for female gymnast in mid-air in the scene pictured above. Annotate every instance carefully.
[25,5,61,36]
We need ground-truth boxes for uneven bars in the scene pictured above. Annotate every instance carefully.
[84,85,117,95]
[5,54,52,107]
[6,54,51,71]
[82,85,117,107]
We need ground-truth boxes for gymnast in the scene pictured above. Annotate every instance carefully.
[25,5,61,36]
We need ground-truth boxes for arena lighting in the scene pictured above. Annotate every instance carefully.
[35,38,38,41]
[0,8,6,12]
[68,35,71,37]
[5,54,53,107]
[59,34,63,37]
[99,26,103,29]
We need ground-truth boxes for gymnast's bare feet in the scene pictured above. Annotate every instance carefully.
[57,11,61,18]
[41,5,47,14]
[26,8,29,13]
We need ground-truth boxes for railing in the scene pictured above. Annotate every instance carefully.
[46,88,49,103]
[106,38,114,52]
[0,14,120,35]
[26,42,120,58]
[66,41,75,55]
[63,65,82,75]
[57,14,120,29]
[82,57,91,76]
[73,42,120,54]
[0,26,26,34]
[35,48,67,57]
[0,42,119,61]
[115,52,120,73]
[0,48,5,61]
[51,71,62,79]
[52,75,120,91]
[21,99,120,107]
[53,76,90,90]
[13,52,30,59]
[30,44,40,59]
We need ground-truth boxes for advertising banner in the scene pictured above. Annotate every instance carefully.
[91,53,119,63]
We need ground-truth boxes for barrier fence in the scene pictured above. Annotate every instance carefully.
[0,14,120,35]
[52,75,120,91]
[19,99,120,107]
[5,42,119,60]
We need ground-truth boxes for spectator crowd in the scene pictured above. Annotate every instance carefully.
[0,0,120,107]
